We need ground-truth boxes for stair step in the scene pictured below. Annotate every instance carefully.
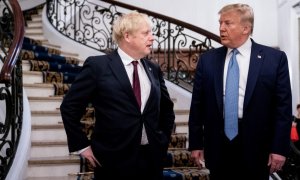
[30,141,69,158]
[174,109,189,122]
[24,83,55,97]
[25,28,43,34]
[26,177,73,180]
[27,156,80,178]
[175,122,188,134]
[28,96,63,111]
[32,124,64,129]
[26,176,73,180]
[31,110,62,125]
[163,167,210,178]
[38,8,43,15]
[22,60,31,71]
[41,42,61,49]
[60,51,80,57]
[25,34,47,41]
[31,124,67,142]
[27,21,42,28]
[28,155,79,165]
[23,71,43,84]
[31,15,42,22]
[25,32,44,36]
[25,27,43,34]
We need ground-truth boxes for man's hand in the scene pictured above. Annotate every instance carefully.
[268,153,286,174]
[81,146,101,168]
[191,150,205,169]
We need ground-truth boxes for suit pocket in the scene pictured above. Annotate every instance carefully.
[156,131,169,148]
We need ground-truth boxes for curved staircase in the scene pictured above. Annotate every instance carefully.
[22,5,209,180]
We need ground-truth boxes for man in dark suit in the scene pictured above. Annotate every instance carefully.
[60,11,175,180]
[188,3,292,180]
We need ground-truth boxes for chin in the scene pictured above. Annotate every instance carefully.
[145,49,151,54]
[221,41,229,47]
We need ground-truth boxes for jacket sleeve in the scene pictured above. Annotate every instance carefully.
[60,57,98,152]
[157,64,175,142]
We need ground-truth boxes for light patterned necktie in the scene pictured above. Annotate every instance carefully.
[224,49,239,140]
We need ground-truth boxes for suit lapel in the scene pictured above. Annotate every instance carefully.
[215,47,227,115]
[140,59,154,112]
[107,51,138,106]
[141,58,155,85]
[243,41,263,110]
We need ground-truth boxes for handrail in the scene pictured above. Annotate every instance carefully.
[0,0,24,179]
[0,0,25,83]
[46,0,222,91]
[101,0,221,44]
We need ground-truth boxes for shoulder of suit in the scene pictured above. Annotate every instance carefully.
[83,54,111,66]
[254,42,285,56]
[87,54,111,61]
[200,46,226,58]
[142,58,159,67]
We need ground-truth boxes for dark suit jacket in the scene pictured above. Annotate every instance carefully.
[189,39,292,174]
[60,50,175,175]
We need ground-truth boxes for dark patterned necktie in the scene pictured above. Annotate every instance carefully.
[132,61,141,108]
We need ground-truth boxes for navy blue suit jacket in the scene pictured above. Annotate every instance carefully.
[189,39,292,173]
[60,50,175,175]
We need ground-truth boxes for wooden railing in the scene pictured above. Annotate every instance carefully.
[0,0,24,82]
[0,0,24,179]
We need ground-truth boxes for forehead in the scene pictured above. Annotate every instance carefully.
[136,21,152,31]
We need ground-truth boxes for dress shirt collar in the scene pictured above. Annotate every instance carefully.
[118,48,139,66]
[227,37,252,57]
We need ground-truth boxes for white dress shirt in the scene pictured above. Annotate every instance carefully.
[118,48,151,144]
[223,38,252,118]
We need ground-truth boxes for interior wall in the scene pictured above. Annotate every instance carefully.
[18,0,46,10]
[117,0,278,47]
[278,0,300,114]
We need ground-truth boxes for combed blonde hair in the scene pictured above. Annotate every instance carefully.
[112,11,152,44]
[219,3,254,34]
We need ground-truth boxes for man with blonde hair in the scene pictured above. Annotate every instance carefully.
[61,11,175,180]
[189,3,292,180]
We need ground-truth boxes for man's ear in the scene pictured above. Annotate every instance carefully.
[242,25,250,35]
[124,32,130,42]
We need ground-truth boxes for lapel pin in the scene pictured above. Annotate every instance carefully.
[149,67,152,71]
[257,55,262,59]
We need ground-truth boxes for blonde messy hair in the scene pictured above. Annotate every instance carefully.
[112,11,152,44]
[219,3,254,35]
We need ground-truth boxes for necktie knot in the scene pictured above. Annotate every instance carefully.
[232,48,238,56]
[228,49,238,67]
[132,60,138,66]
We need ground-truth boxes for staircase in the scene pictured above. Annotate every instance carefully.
[22,5,209,179]
[23,8,82,179]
